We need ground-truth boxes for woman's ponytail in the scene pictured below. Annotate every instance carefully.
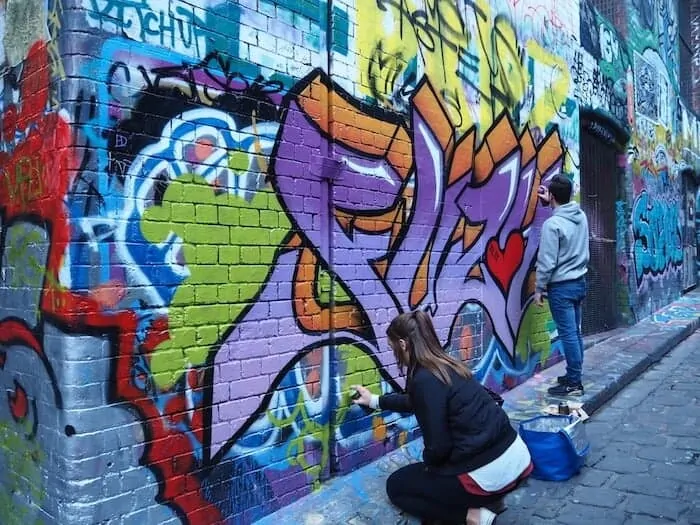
[387,309,471,385]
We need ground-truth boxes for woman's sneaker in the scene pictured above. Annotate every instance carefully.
[466,508,497,525]
[486,498,507,515]
[548,381,584,396]
[479,508,497,525]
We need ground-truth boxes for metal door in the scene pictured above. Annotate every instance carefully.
[579,128,619,335]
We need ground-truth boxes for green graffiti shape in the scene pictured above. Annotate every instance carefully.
[267,388,330,489]
[265,344,384,489]
[315,268,352,305]
[141,173,290,388]
[515,301,554,364]
[336,343,383,423]
[0,421,44,525]
[5,230,45,289]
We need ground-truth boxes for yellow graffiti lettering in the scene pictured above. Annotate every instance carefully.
[526,40,571,132]
[358,0,471,130]
[358,0,571,140]
[2,156,44,204]
[47,0,65,109]
[489,15,527,123]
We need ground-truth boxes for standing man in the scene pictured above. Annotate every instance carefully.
[534,175,590,397]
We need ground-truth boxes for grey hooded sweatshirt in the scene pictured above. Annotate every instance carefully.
[535,202,590,292]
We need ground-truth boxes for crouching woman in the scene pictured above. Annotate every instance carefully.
[352,311,533,525]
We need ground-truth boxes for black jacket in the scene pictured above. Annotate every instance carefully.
[379,366,516,475]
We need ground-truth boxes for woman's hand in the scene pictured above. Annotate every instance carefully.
[350,385,373,407]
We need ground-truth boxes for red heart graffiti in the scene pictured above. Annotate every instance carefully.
[485,231,525,293]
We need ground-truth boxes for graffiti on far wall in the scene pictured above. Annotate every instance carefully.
[632,189,683,287]
[634,53,659,121]
[577,0,630,126]
[692,15,700,85]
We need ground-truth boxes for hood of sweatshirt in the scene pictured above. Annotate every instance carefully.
[554,202,585,225]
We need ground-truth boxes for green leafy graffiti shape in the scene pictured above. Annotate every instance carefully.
[141,173,291,389]
[5,230,45,289]
[0,420,44,525]
[335,343,383,425]
[267,389,330,488]
[265,344,384,489]
[515,301,555,364]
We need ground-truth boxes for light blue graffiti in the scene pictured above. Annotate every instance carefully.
[207,0,350,66]
[82,0,209,58]
[81,0,350,63]
[616,200,627,254]
[632,190,683,286]
[72,39,284,292]
[472,337,565,394]
[260,0,350,54]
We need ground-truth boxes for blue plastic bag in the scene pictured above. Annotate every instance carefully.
[518,415,589,481]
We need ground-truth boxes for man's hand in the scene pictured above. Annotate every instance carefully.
[534,292,545,307]
[537,184,551,204]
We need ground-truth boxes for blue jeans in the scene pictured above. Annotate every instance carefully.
[548,277,587,384]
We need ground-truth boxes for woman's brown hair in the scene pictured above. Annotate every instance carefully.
[386,310,471,385]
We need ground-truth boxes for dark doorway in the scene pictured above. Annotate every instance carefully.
[579,126,619,335]
[681,171,697,291]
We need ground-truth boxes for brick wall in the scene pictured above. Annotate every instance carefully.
[0,0,699,523]
[590,0,628,36]
[690,0,700,112]
[622,0,699,319]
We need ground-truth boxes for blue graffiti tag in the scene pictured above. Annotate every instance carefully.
[615,200,627,254]
[632,190,683,285]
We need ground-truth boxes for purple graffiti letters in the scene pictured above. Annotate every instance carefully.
[207,70,566,461]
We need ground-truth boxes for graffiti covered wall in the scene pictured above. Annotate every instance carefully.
[0,0,695,524]
[578,0,637,326]
[578,0,632,127]
[624,0,700,320]
[578,0,700,324]
[0,7,187,522]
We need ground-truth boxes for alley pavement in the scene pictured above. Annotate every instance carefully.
[497,329,700,525]
[255,293,700,525]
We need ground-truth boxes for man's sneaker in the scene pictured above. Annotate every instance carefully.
[557,375,584,385]
[548,382,584,396]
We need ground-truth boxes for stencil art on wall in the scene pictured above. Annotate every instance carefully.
[634,53,659,121]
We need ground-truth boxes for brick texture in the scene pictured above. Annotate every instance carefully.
[0,0,698,524]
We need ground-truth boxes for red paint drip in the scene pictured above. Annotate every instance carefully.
[8,380,28,421]
[0,41,223,524]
